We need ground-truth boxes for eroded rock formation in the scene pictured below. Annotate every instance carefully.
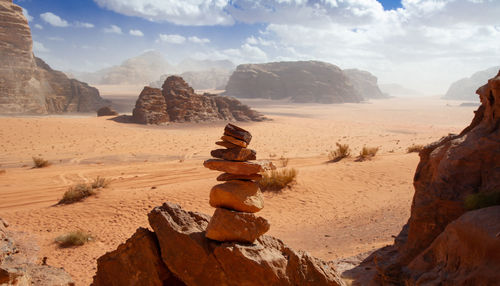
[132,76,266,124]
[224,61,370,103]
[343,69,385,99]
[371,70,500,284]
[0,0,107,114]
[443,66,499,101]
[93,203,345,286]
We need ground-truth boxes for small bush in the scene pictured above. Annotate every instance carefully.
[259,168,298,192]
[32,157,50,168]
[358,146,379,161]
[58,183,95,205]
[464,191,500,210]
[328,143,351,162]
[55,231,93,248]
[407,144,424,153]
[91,176,110,189]
[279,156,289,167]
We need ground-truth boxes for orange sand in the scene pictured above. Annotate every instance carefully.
[0,95,475,285]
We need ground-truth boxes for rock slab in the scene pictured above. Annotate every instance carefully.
[209,180,264,213]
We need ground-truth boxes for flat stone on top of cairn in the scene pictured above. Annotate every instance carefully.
[203,123,270,244]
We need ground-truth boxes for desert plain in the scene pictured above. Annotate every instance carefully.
[0,87,476,285]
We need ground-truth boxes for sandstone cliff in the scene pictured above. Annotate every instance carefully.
[0,0,106,114]
[132,76,266,124]
[224,61,370,103]
[343,69,385,99]
[443,66,499,101]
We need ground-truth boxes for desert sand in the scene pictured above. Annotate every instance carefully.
[0,92,476,285]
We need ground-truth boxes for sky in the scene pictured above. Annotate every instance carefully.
[15,0,500,94]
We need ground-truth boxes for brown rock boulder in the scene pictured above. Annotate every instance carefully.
[216,173,263,181]
[145,202,345,286]
[203,159,264,175]
[224,123,252,144]
[403,206,500,286]
[92,227,184,286]
[221,135,248,147]
[96,106,118,116]
[132,87,169,124]
[215,140,241,149]
[205,208,270,243]
[209,180,264,213]
[211,148,256,161]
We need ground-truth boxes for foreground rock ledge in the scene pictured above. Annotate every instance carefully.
[93,202,345,286]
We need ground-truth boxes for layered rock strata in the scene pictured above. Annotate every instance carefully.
[203,124,271,243]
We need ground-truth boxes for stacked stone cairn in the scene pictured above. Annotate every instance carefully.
[203,123,271,243]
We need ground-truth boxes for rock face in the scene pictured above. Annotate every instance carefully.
[0,0,107,114]
[93,202,345,286]
[224,61,367,103]
[132,76,266,124]
[374,71,500,284]
[343,69,385,99]
[96,106,118,117]
[443,66,499,101]
[1,217,74,285]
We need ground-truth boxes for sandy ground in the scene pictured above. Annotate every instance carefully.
[0,94,476,285]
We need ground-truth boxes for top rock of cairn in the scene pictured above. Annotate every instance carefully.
[203,124,272,243]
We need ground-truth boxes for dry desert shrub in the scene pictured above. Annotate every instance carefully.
[358,146,379,161]
[58,183,95,205]
[407,144,425,153]
[91,176,111,189]
[278,156,289,167]
[328,143,351,162]
[259,168,297,192]
[32,156,50,168]
[55,230,93,248]
[464,191,500,211]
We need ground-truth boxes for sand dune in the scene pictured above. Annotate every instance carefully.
[0,96,475,285]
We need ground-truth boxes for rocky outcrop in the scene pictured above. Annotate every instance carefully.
[343,69,385,99]
[0,0,107,114]
[372,71,500,284]
[224,61,367,103]
[443,66,499,101]
[1,217,74,285]
[132,76,266,124]
[96,106,118,116]
[93,202,345,286]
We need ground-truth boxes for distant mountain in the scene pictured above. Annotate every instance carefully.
[379,83,423,97]
[223,61,384,103]
[177,58,235,72]
[150,69,232,90]
[443,66,500,101]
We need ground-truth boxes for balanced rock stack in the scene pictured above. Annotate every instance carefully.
[203,123,270,243]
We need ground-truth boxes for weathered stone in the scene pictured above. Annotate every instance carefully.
[216,173,262,181]
[209,180,264,213]
[223,123,252,144]
[215,141,240,149]
[205,208,269,243]
[144,202,345,286]
[92,227,183,286]
[203,159,264,175]
[404,206,500,285]
[97,106,118,117]
[221,135,247,147]
[132,87,169,124]
[211,148,256,161]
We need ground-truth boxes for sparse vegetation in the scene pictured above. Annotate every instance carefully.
[32,156,50,168]
[328,143,351,162]
[55,230,93,248]
[464,191,500,211]
[407,144,425,153]
[91,176,110,189]
[358,146,379,161]
[58,183,95,205]
[279,156,289,167]
[259,168,298,192]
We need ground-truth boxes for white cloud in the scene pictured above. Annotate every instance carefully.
[33,41,49,53]
[103,25,123,34]
[75,21,95,28]
[129,29,144,36]
[158,34,186,44]
[188,36,210,44]
[47,36,64,41]
[34,24,43,30]
[40,12,69,27]
[224,43,267,62]
[22,8,33,22]
[93,0,233,26]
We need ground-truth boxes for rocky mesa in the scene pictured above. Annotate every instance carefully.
[0,0,107,114]
[132,76,266,124]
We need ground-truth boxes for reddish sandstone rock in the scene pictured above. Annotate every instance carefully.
[209,180,264,213]
[216,173,263,181]
[96,106,118,117]
[92,228,183,286]
[224,123,252,144]
[145,202,345,286]
[403,206,500,285]
[215,140,240,149]
[203,159,264,175]
[205,208,270,243]
[221,135,248,147]
[211,148,256,161]
[132,87,169,124]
